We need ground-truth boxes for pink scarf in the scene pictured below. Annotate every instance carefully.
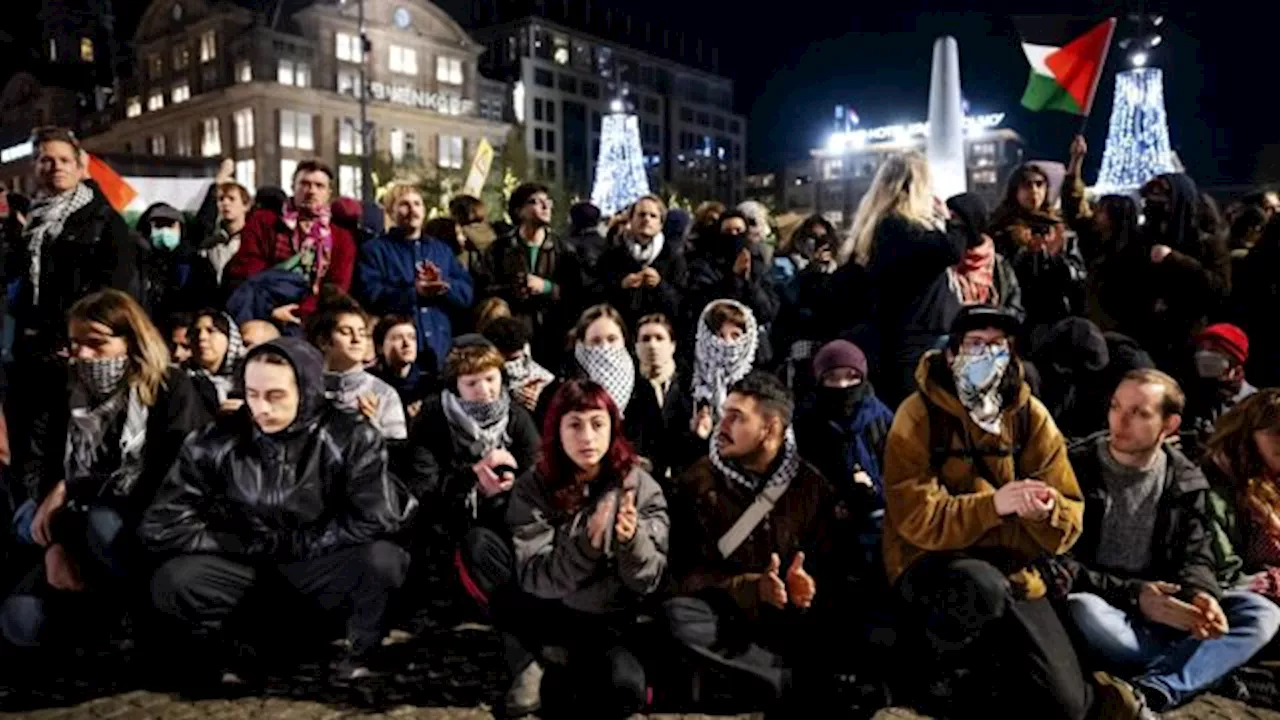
[280,200,334,295]
[949,237,998,306]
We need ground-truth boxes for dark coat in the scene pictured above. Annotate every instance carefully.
[18,367,210,522]
[135,205,220,321]
[408,393,540,539]
[596,238,687,331]
[793,387,895,511]
[1062,434,1220,612]
[683,239,780,366]
[139,338,412,559]
[535,369,668,479]
[899,255,1025,372]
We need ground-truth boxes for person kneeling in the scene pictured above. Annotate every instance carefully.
[504,379,669,718]
[139,338,415,682]
[1062,370,1280,716]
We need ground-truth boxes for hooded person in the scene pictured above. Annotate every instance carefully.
[565,201,607,270]
[186,309,248,417]
[683,212,779,367]
[690,299,760,433]
[1030,317,1112,441]
[141,336,414,683]
[136,202,220,320]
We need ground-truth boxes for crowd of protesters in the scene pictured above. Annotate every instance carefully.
[2,122,1280,720]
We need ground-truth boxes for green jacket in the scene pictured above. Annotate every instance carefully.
[1202,459,1247,588]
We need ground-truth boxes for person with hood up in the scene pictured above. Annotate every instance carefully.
[881,305,1091,720]
[2,290,209,649]
[135,202,219,320]
[192,159,250,285]
[565,201,608,275]
[14,126,141,358]
[356,184,474,372]
[683,212,779,366]
[1030,317,1113,441]
[1061,370,1280,716]
[1131,173,1233,369]
[533,305,666,478]
[223,161,358,328]
[988,163,1087,347]
[186,309,248,417]
[307,294,407,442]
[141,337,414,682]
[793,340,894,564]
[597,195,687,331]
[689,300,759,442]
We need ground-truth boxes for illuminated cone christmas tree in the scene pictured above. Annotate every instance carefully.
[1095,68,1177,192]
[591,107,650,217]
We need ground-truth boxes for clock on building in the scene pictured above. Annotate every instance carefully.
[393,7,411,29]
[171,3,183,21]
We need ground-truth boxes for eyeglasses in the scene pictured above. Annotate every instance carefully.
[958,337,1009,356]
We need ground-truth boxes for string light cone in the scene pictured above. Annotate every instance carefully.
[1095,68,1176,193]
[591,108,651,217]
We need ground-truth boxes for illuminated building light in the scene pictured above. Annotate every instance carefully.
[590,111,651,217]
[1094,68,1176,193]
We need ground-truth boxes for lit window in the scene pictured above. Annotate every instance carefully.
[277,60,293,86]
[80,38,94,63]
[149,134,166,155]
[339,165,363,199]
[435,56,463,84]
[389,128,405,162]
[235,159,256,194]
[294,62,310,88]
[174,44,190,70]
[199,30,217,62]
[236,60,252,83]
[277,59,310,88]
[172,83,191,103]
[279,110,313,150]
[389,45,418,75]
[233,108,254,149]
[281,159,298,187]
[148,92,165,111]
[336,32,363,63]
[175,132,193,157]
[126,97,142,117]
[201,117,222,157]
[339,119,363,155]
[437,135,463,170]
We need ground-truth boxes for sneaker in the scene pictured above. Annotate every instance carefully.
[1093,671,1160,720]
[505,660,544,717]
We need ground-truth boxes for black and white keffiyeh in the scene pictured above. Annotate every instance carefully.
[692,300,759,423]
[504,344,555,390]
[574,343,636,414]
[189,313,246,403]
[65,356,150,498]
[628,232,665,266]
[441,389,512,458]
[26,183,94,305]
[710,425,800,494]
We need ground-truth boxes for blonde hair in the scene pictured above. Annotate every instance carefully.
[475,296,512,335]
[383,183,424,214]
[69,290,171,407]
[839,151,936,266]
[630,194,668,221]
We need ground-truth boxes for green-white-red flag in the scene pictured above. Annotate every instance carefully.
[1014,16,1116,116]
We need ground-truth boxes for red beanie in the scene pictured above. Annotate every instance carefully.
[1197,323,1249,366]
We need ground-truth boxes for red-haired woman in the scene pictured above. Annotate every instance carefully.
[500,379,669,717]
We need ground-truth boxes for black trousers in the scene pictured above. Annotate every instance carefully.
[895,553,1091,720]
[150,541,408,654]
[459,526,648,718]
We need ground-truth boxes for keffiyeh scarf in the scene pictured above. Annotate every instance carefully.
[710,425,801,494]
[504,345,555,391]
[951,345,1012,436]
[946,238,998,306]
[692,300,759,423]
[441,389,512,459]
[629,232,665,266]
[279,201,334,295]
[26,183,95,305]
[65,356,150,498]
[574,343,636,414]
[189,314,246,404]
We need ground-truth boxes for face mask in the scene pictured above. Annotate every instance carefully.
[1194,350,1231,380]
[818,383,868,421]
[950,345,1012,435]
[75,356,129,400]
[151,226,181,251]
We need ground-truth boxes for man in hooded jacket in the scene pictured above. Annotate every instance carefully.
[140,337,414,681]
[135,202,219,321]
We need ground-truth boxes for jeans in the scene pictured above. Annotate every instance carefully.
[1068,590,1280,709]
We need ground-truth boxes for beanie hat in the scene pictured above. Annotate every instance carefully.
[569,202,601,232]
[812,340,868,380]
[1197,323,1249,366]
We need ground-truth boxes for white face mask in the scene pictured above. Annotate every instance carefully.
[1194,350,1231,380]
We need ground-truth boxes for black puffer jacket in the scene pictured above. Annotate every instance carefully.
[596,237,687,331]
[140,337,414,559]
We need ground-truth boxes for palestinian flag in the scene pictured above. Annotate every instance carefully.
[1015,17,1116,115]
[86,153,137,212]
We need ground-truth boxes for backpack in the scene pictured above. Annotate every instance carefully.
[919,393,1033,485]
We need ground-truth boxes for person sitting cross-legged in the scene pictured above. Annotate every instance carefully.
[1061,369,1280,716]
[140,337,416,683]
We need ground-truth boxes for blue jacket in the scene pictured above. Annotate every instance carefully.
[356,231,473,370]
[794,390,895,507]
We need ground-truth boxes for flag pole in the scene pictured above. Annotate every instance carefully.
[1076,18,1118,143]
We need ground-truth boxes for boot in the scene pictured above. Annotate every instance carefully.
[505,660,544,717]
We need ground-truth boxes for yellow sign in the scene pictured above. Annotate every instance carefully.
[461,137,494,198]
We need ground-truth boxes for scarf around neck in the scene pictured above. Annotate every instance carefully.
[281,200,334,294]
[629,232,665,265]
[26,183,95,305]
[441,388,512,459]
[505,345,555,391]
[692,300,759,423]
[575,343,637,414]
[65,357,150,498]
[189,314,246,404]
[947,238,998,306]
[710,425,801,495]
[951,345,1012,436]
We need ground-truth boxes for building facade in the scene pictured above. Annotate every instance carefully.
[41,0,510,199]
[471,16,747,205]
[783,113,1026,225]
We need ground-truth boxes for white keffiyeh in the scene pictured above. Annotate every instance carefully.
[574,343,636,414]
[628,232,665,266]
[504,344,555,390]
[65,356,150,498]
[25,183,95,305]
[710,425,800,494]
[691,300,759,423]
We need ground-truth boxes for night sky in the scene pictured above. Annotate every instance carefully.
[4,2,1277,188]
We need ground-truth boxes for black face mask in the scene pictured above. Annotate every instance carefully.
[818,383,868,421]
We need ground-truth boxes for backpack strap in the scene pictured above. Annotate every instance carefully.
[922,393,1031,486]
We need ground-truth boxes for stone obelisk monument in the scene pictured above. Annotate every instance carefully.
[927,36,966,200]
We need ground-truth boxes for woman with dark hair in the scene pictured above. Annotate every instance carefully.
[503,379,668,717]
[2,290,209,648]
[533,305,666,476]
[185,308,247,417]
